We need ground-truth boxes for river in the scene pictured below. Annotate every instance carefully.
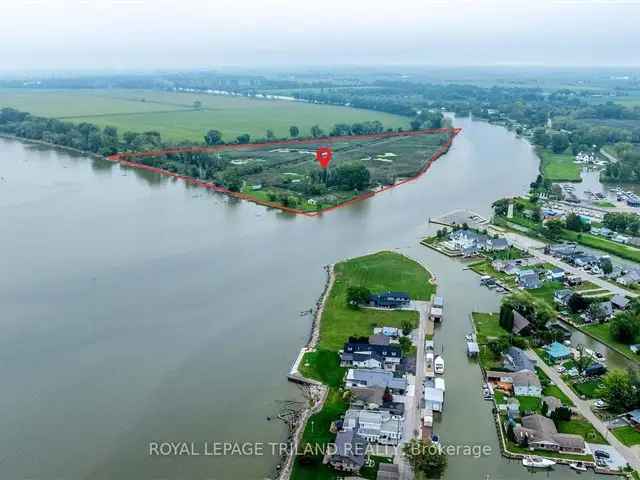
[0,116,608,479]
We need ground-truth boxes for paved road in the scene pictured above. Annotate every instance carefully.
[395,300,430,480]
[500,230,637,298]
[529,349,640,471]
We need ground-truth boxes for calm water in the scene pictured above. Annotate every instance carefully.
[0,118,604,479]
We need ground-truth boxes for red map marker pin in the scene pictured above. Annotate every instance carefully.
[316,147,333,169]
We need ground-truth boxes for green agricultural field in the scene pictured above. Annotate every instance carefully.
[538,148,581,182]
[318,251,432,350]
[0,88,410,142]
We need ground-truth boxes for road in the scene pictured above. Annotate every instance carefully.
[529,349,640,471]
[395,299,430,480]
[499,230,637,298]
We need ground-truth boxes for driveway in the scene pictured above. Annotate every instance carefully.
[529,349,640,470]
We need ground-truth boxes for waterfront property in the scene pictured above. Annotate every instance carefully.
[369,292,411,309]
[340,340,403,371]
[345,369,407,394]
[486,370,542,397]
[503,347,537,372]
[513,414,587,454]
[544,342,572,362]
[342,408,403,446]
[329,430,369,473]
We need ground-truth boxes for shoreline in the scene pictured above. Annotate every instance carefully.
[277,264,335,480]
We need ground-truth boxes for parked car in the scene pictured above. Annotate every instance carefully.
[596,458,608,468]
[556,365,566,374]
[594,450,610,459]
[593,399,606,409]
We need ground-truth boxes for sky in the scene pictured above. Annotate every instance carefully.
[1,0,639,72]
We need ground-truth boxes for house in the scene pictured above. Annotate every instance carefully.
[341,341,402,370]
[329,430,368,472]
[503,347,537,372]
[518,270,541,289]
[554,289,574,306]
[585,362,607,377]
[345,369,407,394]
[377,463,400,480]
[586,301,613,323]
[424,387,445,412]
[542,396,562,414]
[623,409,640,429]
[544,341,572,362]
[611,294,630,310]
[513,414,586,454]
[369,292,410,308]
[512,311,532,336]
[349,387,385,409]
[369,334,391,346]
[618,269,640,286]
[489,238,510,251]
[548,267,565,281]
[486,370,542,397]
[342,409,403,445]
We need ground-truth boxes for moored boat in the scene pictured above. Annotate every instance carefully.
[522,455,556,469]
[569,461,587,472]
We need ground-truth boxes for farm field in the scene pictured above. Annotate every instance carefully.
[0,88,410,142]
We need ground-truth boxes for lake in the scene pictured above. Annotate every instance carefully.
[1,117,606,479]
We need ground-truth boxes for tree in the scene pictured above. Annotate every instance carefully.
[399,336,412,355]
[204,129,223,145]
[610,312,640,344]
[542,220,564,240]
[499,304,514,332]
[565,213,586,232]
[289,125,299,137]
[401,319,413,336]
[310,125,323,138]
[236,133,251,144]
[346,286,371,308]
[551,133,570,153]
[223,170,242,192]
[574,344,592,376]
[403,438,447,478]
[600,257,613,275]
[266,129,275,140]
[567,293,589,314]
[410,119,422,130]
[599,370,637,413]
[550,406,572,426]
[588,302,608,324]
[488,336,510,357]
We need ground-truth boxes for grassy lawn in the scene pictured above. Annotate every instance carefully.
[0,88,410,142]
[299,350,346,388]
[318,251,432,351]
[571,379,602,399]
[612,426,640,446]
[557,418,607,444]
[542,384,574,406]
[505,438,594,462]
[528,281,564,306]
[471,312,509,344]
[538,147,581,182]
[516,395,542,413]
[594,201,616,208]
[581,322,640,363]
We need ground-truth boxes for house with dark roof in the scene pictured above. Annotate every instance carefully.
[349,387,385,409]
[511,311,532,336]
[341,341,402,371]
[503,347,537,372]
[554,289,574,306]
[329,430,368,472]
[513,414,586,454]
[611,294,630,310]
[345,369,407,394]
[518,270,541,289]
[369,292,410,308]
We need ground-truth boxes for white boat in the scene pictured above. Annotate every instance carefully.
[569,461,587,472]
[434,355,445,374]
[522,456,556,469]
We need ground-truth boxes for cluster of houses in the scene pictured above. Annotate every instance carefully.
[329,329,410,475]
[484,345,589,455]
[442,228,510,257]
[554,287,630,324]
[490,257,569,290]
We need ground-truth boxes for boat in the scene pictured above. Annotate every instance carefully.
[465,333,475,342]
[569,462,587,472]
[522,456,556,469]
[434,355,445,374]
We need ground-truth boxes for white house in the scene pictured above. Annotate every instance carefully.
[424,387,444,412]
[342,409,403,446]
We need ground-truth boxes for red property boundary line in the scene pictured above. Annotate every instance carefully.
[106,127,461,216]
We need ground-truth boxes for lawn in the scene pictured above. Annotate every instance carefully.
[318,251,432,351]
[581,322,640,363]
[542,384,574,406]
[559,229,640,264]
[0,88,410,142]
[557,419,607,444]
[538,147,581,182]
[299,350,346,388]
[571,379,603,399]
[517,395,542,413]
[528,281,564,306]
[472,312,508,344]
[612,426,640,446]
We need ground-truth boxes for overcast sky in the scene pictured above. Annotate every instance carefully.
[2,0,639,72]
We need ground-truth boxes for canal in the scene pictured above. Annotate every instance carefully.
[0,116,608,479]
